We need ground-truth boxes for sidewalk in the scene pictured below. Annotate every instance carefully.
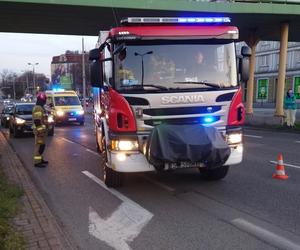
[0,132,71,250]
[245,107,299,127]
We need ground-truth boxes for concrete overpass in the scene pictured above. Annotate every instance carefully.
[1,0,300,116]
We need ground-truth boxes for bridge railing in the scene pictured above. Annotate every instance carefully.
[189,0,300,3]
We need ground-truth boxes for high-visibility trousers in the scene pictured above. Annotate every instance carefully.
[33,127,47,164]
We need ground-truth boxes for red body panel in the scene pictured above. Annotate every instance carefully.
[107,88,136,132]
[109,25,237,38]
[228,88,245,126]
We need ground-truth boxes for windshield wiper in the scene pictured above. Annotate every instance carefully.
[173,81,222,88]
[120,84,168,90]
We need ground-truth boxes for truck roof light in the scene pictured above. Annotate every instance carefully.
[118,31,130,35]
[121,17,231,25]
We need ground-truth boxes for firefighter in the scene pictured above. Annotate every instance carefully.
[32,92,48,168]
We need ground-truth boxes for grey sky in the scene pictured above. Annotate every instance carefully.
[0,33,98,78]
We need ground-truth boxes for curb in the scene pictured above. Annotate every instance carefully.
[244,125,300,134]
[0,131,74,250]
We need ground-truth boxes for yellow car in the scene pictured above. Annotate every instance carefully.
[45,90,85,125]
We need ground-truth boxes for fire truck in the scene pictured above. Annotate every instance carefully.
[89,17,251,187]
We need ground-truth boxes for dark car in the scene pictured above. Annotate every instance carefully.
[9,103,55,138]
[0,106,14,128]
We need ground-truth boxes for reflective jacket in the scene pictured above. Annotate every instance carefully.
[32,105,47,134]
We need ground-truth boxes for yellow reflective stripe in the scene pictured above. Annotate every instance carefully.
[34,156,42,160]
[33,111,43,119]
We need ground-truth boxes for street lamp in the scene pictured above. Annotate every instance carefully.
[28,62,39,96]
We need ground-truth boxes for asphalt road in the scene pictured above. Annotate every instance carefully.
[1,115,300,250]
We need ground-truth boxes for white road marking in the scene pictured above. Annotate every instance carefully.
[270,161,300,170]
[82,171,153,250]
[61,137,75,144]
[141,175,175,192]
[232,218,300,250]
[295,141,300,144]
[244,134,263,139]
[86,148,100,157]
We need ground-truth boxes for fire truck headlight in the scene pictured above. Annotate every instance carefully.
[111,140,139,151]
[116,153,127,161]
[227,133,242,144]
[56,110,64,117]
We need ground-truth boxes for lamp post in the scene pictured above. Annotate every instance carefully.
[82,38,87,112]
[28,62,39,96]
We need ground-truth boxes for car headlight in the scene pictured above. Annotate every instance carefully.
[6,117,10,120]
[76,110,84,115]
[47,115,54,123]
[227,133,242,144]
[15,117,26,124]
[111,140,139,151]
[56,110,64,117]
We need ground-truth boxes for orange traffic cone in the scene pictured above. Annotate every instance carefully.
[272,154,288,180]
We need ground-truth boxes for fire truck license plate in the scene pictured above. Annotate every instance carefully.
[167,162,203,169]
[68,118,76,121]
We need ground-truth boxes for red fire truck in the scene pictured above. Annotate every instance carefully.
[90,17,250,187]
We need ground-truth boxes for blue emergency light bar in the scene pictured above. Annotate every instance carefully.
[121,17,231,25]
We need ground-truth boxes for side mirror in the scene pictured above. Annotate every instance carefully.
[239,57,250,82]
[89,48,100,61]
[90,60,103,88]
[241,46,251,57]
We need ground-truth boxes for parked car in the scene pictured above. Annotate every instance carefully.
[9,103,55,138]
[0,106,14,128]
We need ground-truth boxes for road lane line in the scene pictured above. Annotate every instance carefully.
[295,141,300,144]
[61,137,75,144]
[244,134,263,139]
[86,148,100,157]
[82,170,153,250]
[270,161,300,170]
[140,175,175,192]
[232,218,300,250]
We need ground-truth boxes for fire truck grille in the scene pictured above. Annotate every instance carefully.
[143,106,221,116]
[144,116,221,126]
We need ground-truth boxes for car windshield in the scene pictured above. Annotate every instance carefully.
[114,40,237,92]
[16,104,35,115]
[54,96,81,106]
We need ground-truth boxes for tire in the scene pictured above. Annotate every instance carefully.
[13,126,22,138]
[102,136,122,187]
[48,127,54,136]
[104,165,122,188]
[199,165,229,181]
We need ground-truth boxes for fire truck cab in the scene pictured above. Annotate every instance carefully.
[90,17,251,187]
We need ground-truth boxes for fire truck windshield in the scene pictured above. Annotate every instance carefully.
[114,41,237,92]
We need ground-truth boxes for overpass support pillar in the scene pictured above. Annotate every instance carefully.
[275,22,289,117]
[246,35,259,114]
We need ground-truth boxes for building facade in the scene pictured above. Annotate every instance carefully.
[51,51,89,94]
[237,41,300,106]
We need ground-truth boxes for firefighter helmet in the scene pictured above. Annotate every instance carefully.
[36,92,47,105]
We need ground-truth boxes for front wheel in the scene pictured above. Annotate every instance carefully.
[104,165,123,188]
[199,165,229,181]
[102,136,122,187]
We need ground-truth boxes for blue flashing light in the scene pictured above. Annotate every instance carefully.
[76,110,84,115]
[178,17,230,24]
[203,116,215,124]
[52,88,65,92]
